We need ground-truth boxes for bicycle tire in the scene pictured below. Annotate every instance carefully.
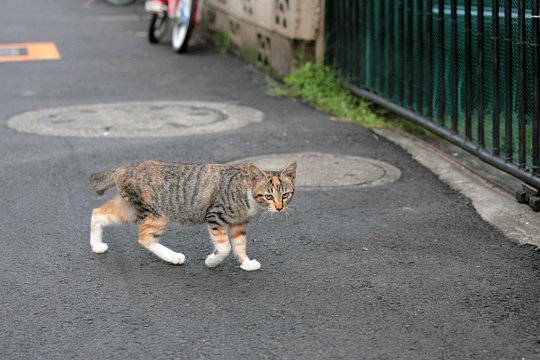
[171,0,197,53]
[104,0,137,6]
[148,13,169,44]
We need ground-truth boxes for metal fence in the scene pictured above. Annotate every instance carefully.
[325,0,540,189]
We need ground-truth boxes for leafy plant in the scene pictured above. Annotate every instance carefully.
[212,29,230,53]
[267,62,381,126]
[268,61,430,135]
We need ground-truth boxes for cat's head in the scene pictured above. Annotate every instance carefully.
[248,162,297,212]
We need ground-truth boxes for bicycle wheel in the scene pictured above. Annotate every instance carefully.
[148,12,169,44]
[171,0,197,53]
[105,0,137,6]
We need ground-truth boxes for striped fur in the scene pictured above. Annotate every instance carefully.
[89,160,296,271]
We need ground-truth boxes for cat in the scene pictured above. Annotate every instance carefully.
[89,160,296,271]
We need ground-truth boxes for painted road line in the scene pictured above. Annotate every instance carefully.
[0,42,61,63]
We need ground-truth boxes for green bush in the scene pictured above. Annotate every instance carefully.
[271,62,384,127]
[268,61,430,135]
[212,29,230,53]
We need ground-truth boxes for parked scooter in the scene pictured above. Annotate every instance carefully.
[145,0,198,53]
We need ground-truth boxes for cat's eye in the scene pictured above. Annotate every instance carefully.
[282,193,291,199]
[264,194,274,200]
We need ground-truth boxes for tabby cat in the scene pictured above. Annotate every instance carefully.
[89,160,296,271]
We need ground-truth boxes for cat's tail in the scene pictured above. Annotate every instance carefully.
[90,169,117,196]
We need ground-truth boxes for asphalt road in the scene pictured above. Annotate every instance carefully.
[0,1,538,359]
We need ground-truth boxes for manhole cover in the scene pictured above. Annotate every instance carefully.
[232,153,401,188]
[7,101,263,138]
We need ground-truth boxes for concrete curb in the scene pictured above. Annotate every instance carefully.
[375,128,540,249]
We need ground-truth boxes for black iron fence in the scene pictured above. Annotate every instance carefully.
[325,0,540,190]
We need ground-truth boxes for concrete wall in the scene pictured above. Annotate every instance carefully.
[201,0,323,79]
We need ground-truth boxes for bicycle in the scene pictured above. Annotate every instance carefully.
[145,0,198,53]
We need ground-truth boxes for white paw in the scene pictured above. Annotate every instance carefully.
[92,243,109,254]
[240,259,261,271]
[171,252,186,265]
[205,253,225,268]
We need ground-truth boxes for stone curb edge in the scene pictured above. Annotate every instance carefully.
[374,127,540,249]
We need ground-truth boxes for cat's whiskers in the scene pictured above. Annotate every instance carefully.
[270,207,295,222]
[283,208,291,222]
[258,207,289,223]
[286,206,296,217]
[258,210,271,224]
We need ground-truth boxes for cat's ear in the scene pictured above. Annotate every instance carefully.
[248,164,267,187]
[280,161,297,183]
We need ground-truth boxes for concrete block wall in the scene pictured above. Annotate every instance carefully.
[201,0,322,79]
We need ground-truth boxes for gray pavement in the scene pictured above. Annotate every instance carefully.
[0,1,538,359]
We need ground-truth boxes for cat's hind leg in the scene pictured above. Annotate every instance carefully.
[230,223,260,271]
[90,195,137,253]
[138,214,185,265]
[205,225,231,268]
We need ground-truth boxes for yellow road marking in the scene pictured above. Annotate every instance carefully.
[0,42,61,63]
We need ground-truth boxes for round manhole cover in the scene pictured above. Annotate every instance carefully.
[232,153,401,188]
[7,101,263,138]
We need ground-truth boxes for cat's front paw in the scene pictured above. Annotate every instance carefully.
[171,252,186,265]
[240,259,261,271]
[205,253,225,268]
[92,243,109,254]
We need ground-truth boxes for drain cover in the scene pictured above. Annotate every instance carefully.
[0,42,61,63]
[232,153,401,188]
[0,48,27,57]
[7,101,263,138]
